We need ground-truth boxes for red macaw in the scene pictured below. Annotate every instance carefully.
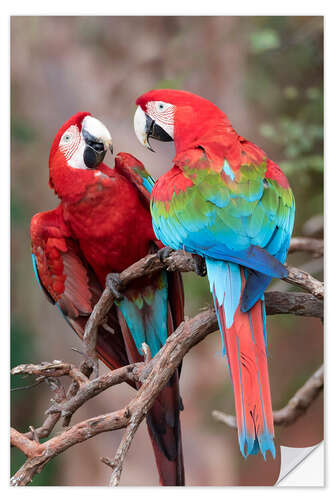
[134,90,295,459]
[30,112,185,485]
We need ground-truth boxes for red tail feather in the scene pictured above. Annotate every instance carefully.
[216,271,275,458]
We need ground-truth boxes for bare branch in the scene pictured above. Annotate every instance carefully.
[10,374,67,442]
[141,342,152,363]
[67,247,323,390]
[11,361,89,387]
[75,249,323,340]
[101,456,115,468]
[288,237,323,257]
[10,408,130,486]
[80,287,115,379]
[11,236,324,486]
[212,364,324,428]
[284,265,324,300]
[265,291,323,319]
[23,379,66,441]
[11,428,39,458]
[273,364,324,425]
[11,295,323,484]
[46,364,140,421]
[10,307,216,486]
[109,413,140,486]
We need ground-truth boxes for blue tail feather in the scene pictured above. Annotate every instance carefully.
[206,258,241,329]
[117,272,169,357]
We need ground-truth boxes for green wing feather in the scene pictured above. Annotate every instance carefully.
[151,148,295,268]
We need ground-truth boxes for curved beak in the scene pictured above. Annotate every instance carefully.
[134,106,173,153]
[82,116,113,169]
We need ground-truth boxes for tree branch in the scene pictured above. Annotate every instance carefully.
[285,265,324,300]
[265,291,323,319]
[76,245,324,325]
[11,236,324,486]
[76,242,323,380]
[288,237,323,257]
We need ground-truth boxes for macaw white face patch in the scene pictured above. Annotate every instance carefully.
[147,101,175,139]
[134,106,149,148]
[59,125,86,170]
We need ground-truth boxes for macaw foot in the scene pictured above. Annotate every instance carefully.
[192,254,207,277]
[106,273,123,301]
[148,240,159,254]
[156,246,174,263]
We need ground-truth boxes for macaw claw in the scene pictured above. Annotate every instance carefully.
[106,273,123,301]
[157,246,174,263]
[192,254,207,277]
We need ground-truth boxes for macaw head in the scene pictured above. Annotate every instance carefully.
[49,111,113,193]
[134,89,234,154]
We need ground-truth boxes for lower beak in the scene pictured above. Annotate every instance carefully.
[144,115,174,152]
[134,106,173,152]
[83,145,107,169]
[144,115,157,152]
[82,129,113,169]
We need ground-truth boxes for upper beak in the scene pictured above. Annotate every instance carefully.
[82,116,113,169]
[134,106,173,153]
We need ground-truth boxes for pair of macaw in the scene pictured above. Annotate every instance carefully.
[30,90,295,485]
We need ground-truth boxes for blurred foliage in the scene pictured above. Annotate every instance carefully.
[245,17,323,233]
[155,78,183,90]
[11,117,37,145]
[250,29,281,53]
[11,193,30,226]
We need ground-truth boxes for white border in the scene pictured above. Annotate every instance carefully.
[3,2,331,497]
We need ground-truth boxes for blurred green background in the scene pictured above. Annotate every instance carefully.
[11,16,323,486]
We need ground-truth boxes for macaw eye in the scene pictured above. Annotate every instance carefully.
[62,132,72,143]
[158,103,164,110]
[60,126,79,146]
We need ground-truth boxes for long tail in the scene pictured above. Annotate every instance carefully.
[206,258,275,459]
[117,272,185,485]
[146,371,184,485]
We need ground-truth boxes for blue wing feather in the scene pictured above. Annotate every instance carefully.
[32,254,43,291]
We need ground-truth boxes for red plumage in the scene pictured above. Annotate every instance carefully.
[31,112,185,485]
[215,271,274,457]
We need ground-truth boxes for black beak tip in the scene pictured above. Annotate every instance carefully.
[83,145,107,169]
[146,115,173,148]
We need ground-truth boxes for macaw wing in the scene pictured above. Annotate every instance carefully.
[31,199,185,483]
[114,152,155,209]
[30,208,129,370]
[152,147,295,282]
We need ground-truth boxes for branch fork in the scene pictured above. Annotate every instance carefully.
[11,237,323,486]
